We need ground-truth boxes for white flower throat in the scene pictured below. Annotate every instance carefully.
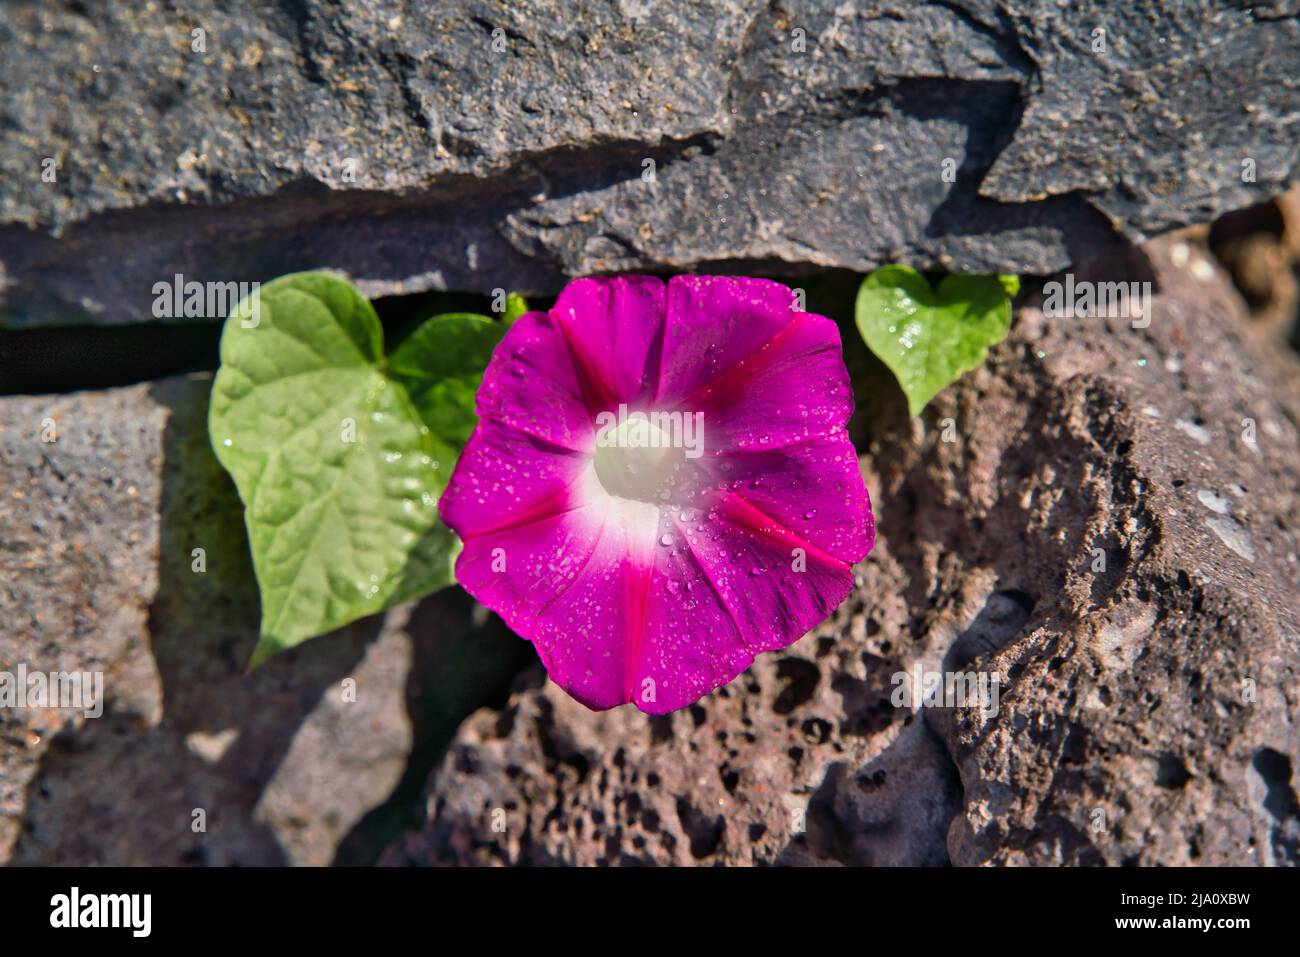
[592,404,704,503]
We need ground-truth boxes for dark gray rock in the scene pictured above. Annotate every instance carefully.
[2,1,1297,326]
[381,232,1300,867]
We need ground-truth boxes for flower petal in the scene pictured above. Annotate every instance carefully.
[654,275,800,407]
[453,492,660,711]
[475,310,596,453]
[633,524,753,713]
[438,416,592,540]
[676,310,855,452]
[633,492,856,713]
[551,276,667,407]
[699,433,873,564]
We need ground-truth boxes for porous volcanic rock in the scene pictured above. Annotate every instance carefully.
[381,233,1300,866]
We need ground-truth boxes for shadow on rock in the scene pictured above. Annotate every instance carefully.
[777,716,962,866]
[11,375,531,865]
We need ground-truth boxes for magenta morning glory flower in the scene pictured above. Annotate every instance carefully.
[439,275,874,714]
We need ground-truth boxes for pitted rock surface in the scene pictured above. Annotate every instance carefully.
[381,234,1300,866]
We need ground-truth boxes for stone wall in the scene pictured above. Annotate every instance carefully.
[1,2,1298,866]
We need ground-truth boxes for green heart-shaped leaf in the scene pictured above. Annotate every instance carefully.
[208,272,500,666]
[387,313,504,449]
[855,266,1018,417]
[503,291,529,325]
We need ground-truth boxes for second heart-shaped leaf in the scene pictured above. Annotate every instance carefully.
[855,266,1018,417]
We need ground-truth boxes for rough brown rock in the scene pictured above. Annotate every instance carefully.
[382,234,1300,867]
[0,374,527,864]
